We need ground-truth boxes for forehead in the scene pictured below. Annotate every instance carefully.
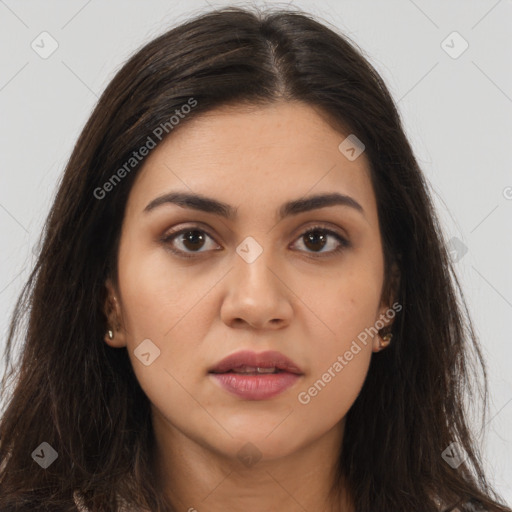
[125,101,377,225]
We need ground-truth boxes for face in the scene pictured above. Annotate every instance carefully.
[103,100,397,466]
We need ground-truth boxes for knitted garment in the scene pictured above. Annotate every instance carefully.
[72,490,147,511]
[72,489,466,511]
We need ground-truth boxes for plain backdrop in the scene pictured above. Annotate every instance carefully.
[0,0,511,504]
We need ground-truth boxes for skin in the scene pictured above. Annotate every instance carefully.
[103,100,398,512]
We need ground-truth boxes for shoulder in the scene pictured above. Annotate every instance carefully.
[73,490,148,512]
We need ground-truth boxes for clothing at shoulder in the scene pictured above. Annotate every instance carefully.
[73,490,147,512]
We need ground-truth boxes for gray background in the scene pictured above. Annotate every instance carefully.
[0,0,510,503]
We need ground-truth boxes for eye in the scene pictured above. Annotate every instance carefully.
[160,224,350,259]
[290,225,350,257]
[160,227,220,259]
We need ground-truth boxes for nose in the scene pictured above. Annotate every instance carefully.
[219,243,293,330]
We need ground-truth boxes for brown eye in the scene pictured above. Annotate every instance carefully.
[303,230,328,252]
[160,224,350,260]
[292,226,350,257]
[161,228,220,258]
[179,230,207,251]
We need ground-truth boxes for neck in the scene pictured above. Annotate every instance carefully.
[151,409,354,512]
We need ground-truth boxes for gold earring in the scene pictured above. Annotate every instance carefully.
[378,332,392,349]
[108,329,114,340]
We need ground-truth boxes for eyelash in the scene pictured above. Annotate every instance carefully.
[160,224,350,260]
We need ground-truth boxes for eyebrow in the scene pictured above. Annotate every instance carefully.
[143,191,365,221]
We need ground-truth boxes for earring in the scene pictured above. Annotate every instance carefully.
[378,332,392,349]
[107,329,114,340]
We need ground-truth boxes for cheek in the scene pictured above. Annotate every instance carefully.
[292,314,374,436]
[115,243,206,386]
[298,337,372,417]
[117,236,213,340]
[293,261,381,416]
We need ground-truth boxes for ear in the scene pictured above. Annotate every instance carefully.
[372,260,401,353]
[102,277,127,348]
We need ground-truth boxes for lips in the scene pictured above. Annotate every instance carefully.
[208,350,304,375]
[208,350,304,400]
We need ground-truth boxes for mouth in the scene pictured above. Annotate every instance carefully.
[211,366,289,375]
[208,350,304,400]
[208,349,304,375]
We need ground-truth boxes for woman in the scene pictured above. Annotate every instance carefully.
[0,5,509,512]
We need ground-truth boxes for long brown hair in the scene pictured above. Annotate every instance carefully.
[0,5,509,512]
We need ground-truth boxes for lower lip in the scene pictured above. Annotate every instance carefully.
[209,372,301,400]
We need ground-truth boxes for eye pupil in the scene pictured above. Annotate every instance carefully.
[304,230,327,252]
[182,230,205,251]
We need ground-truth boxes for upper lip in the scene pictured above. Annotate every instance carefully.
[209,350,304,375]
